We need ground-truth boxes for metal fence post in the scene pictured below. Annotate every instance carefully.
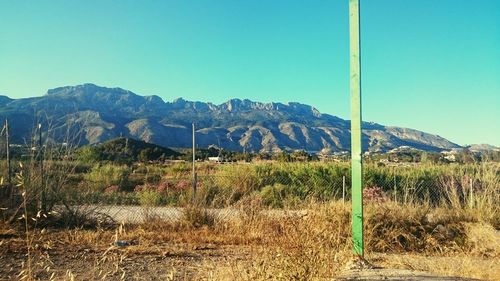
[393,172,397,203]
[5,119,14,205]
[5,119,11,185]
[342,176,346,203]
[38,123,46,212]
[469,178,473,208]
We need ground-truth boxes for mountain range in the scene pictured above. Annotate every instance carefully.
[0,83,462,153]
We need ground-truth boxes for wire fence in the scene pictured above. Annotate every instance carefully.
[1,158,497,224]
[59,170,490,208]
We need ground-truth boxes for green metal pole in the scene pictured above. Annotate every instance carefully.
[349,0,364,257]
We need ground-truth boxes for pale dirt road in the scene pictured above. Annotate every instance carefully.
[337,268,481,281]
[58,205,308,224]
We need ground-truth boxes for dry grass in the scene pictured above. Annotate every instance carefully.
[375,254,500,281]
[1,199,499,280]
[367,220,499,281]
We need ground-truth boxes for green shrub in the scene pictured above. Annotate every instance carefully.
[84,164,131,191]
[260,183,288,208]
[167,163,192,175]
[137,190,165,207]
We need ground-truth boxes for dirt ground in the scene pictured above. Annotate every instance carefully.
[335,253,499,281]
[0,230,254,280]
[2,229,496,281]
[337,268,482,281]
[0,225,262,280]
[1,204,498,281]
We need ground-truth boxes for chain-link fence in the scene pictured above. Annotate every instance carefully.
[60,166,495,208]
[1,160,498,223]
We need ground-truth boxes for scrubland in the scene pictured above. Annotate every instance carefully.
[0,161,498,280]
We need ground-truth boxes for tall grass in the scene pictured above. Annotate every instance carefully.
[209,200,499,280]
[83,164,131,192]
[2,183,498,280]
[52,161,498,225]
[192,162,498,212]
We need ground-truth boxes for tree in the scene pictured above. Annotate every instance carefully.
[138,148,154,162]
[76,146,101,163]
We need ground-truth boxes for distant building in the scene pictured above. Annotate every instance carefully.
[318,150,348,162]
[389,146,416,154]
[208,156,224,162]
[379,159,390,164]
[441,150,457,162]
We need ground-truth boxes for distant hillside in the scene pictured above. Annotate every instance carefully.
[78,137,181,163]
[0,84,462,153]
[467,144,499,152]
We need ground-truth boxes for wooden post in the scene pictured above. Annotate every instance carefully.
[349,0,364,257]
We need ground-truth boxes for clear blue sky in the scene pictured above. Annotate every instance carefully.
[0,0,499,146]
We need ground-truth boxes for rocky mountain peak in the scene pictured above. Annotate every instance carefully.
[0,84,464,153]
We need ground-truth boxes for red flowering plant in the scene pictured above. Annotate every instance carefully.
[363,186,387,204]
[104,185,120,193]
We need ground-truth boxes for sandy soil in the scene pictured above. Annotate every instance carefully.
[337,268,480,281]
[2,231,491,281]
[0,230,252,280]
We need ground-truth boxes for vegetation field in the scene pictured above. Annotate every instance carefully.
[0,151,498,280]
[1,201,498,280]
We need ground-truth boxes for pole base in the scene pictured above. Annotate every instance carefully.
[344,255,375,270]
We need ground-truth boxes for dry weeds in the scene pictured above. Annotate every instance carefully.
[1,200,498,280]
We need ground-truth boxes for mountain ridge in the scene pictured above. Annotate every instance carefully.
[0,84,462,153]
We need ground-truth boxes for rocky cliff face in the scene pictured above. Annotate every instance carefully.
[0,84,461,153]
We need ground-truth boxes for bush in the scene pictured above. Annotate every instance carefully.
[363,186,387,203]
[260,183,287,208]
[84,164,131,191]
[181,205,215,228]
[138,190,165,207]
[75,146,101,163]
